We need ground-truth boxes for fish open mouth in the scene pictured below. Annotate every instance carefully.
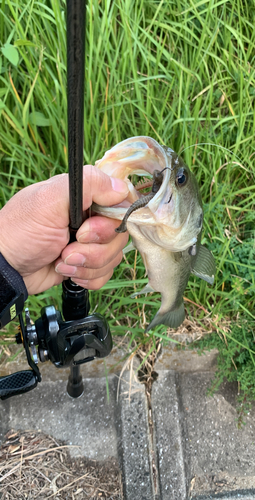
[135,176,154,192]
[95,136,172,213]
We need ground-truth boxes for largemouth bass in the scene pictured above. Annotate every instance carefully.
[93,136,215,332]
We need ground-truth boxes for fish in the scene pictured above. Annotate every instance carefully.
[93,136,215,332]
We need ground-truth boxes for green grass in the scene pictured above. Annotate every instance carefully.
[0,0,255,401]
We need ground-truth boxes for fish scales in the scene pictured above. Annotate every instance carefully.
[93,136,215,331]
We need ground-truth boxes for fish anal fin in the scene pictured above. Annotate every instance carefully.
[145,302,185,332]
[191,245,216,285]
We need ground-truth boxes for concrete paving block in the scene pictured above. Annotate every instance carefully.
[117,371,153,500]
[0,401,9,445]
[0,342,128,380]
[178,372,255,498]
[0,376,119,460]
[155,345,218,373]
[216,496,255,500]
[151,370,186,500]
[193,494,255,500]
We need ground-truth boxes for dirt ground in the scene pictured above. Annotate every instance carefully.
[0,430,123,499]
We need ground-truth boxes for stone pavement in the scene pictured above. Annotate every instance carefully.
[0,345,255,499]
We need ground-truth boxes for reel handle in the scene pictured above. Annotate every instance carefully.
[0,370,38,400]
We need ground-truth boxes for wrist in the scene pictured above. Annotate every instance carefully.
[0,241,18,276]
[0,253,28,328]
[0,209,17,272]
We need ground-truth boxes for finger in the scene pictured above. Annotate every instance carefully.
[71,270,114,291]
[60,233,128,269]
[77,215,127,244]
[55,253,123,280]
[55,251,123,280]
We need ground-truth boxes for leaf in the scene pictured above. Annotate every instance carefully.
[14,39,36,47]
[1,44,19,67]
[29,111,50,127]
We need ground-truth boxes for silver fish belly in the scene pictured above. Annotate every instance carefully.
[127,222,198,332]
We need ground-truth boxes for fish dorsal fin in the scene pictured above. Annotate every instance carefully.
[191,245,216,285]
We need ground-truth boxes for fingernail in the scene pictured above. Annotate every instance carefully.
[55,263,77,276]
[78,232,100,243]
[110,177,129,194]
[73,279,89,286]
[65,253,86,266]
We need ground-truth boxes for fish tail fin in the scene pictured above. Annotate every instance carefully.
[145,302,185,332]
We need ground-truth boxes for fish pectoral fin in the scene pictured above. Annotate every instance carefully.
[123,241,135,254]
[191,245,216,285]
[131,284,154,298]
[145,302,185,332]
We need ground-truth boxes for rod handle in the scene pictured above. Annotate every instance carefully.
[0,370,38,400]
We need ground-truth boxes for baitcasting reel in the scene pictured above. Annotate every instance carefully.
[0,281,112,400]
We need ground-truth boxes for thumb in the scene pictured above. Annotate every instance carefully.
[82,165,129,209]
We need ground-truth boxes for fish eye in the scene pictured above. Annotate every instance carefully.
[175,168,187,187]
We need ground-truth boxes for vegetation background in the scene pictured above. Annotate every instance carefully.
[0,0,255,416]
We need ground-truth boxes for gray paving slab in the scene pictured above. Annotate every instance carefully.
[193,495,255,499]
[151,370,255,500]
[0,399,9,445]
[151,370,186,499]
[179,372,255,499]
[117,371,154,500]
[155,345,218,373]
[0,377,119,460]
[0,342,128,379]
[217,497,255,500]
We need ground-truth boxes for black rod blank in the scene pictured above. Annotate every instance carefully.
[67,0,86,238]
[65,0,88,398]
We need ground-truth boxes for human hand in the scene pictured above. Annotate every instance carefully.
[0,166,129,295]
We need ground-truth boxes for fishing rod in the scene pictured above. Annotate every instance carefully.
[0,0,112,400]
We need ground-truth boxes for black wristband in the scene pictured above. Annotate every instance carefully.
[0,253,28,329]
